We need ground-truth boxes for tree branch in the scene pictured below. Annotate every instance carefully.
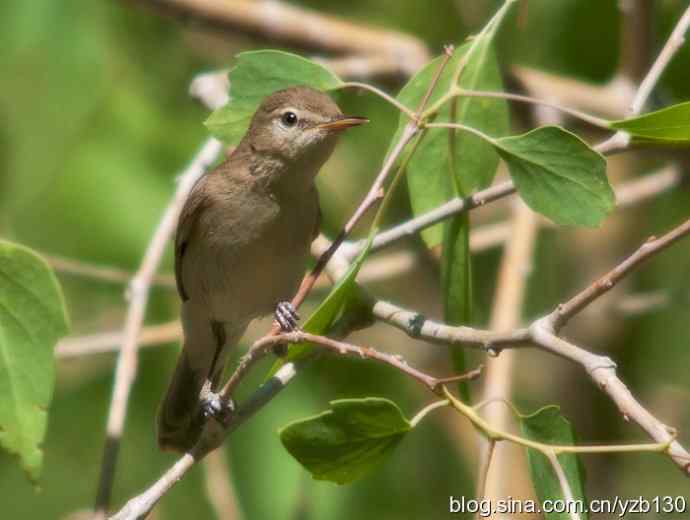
[132,0,429,79]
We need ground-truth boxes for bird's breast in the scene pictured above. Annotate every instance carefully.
[196,188,318,323]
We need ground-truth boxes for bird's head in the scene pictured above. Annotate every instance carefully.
[245,86,368,165]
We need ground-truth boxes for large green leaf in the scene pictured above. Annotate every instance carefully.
[205,50,343,143]
[495,126,613,227]
[0,240,69,481]
[520,406,589,520]
[610,101,690,144]
[391,42,508,247]
[280,398,411,484]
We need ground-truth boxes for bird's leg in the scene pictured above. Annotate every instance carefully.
[275,301,300,332]
[199,379,234,422]
[199,320,234,423]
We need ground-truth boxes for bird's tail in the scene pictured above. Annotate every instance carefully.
[156,347,210,452]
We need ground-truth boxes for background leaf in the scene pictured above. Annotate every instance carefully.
[610,101,690,144]
[205,50,343,143]
[520,406,589,520]
[280,398,411,484]
[495,126,613,226]
[0,240,69,482]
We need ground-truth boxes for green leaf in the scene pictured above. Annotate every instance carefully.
[280,398,411,484]
[520,406,589,520]
[441,213,472,400]
[391,42,508,247]
[610,101,690,144]
[495,126,613,227]
[205,50,343,143]
[0,240,69,482]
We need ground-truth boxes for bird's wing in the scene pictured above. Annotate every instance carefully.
[311,185,322,240]
[175,177,210,301]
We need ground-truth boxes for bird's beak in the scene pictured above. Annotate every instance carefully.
[316,116,369,132]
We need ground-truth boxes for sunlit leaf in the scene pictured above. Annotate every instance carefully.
[0,240,69,482]
[205,50,343,143]
[495,126,613,226]
[280,398,411,484]
[520,406,589,520]
[610,101,690,144]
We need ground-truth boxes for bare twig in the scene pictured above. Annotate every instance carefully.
[457,88,610,128]
[56,321,181,359]
[203,447,243,520]
[550,219,690,330]
[344,160,684,262]
[545,451,581,520]
[45,253,175,288]
[134,0,429,78]
[372,218,690,473]
[597,4,690,154]
[631,5,690,115]
[512,66,635,120]
[108,327,480,520]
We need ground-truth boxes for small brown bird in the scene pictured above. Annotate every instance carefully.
[157,86,367,452]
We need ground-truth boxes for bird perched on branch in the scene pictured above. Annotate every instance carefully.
[157,86,367,452]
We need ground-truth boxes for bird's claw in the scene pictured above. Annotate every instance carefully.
[275,301,300,332]
[200,382,234,423]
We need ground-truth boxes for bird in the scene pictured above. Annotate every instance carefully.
[157,86,368,452]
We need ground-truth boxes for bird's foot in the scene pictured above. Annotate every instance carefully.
[275,301,300,332]
[199,380,234,423]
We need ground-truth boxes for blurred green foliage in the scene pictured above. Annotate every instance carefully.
[1,1,690,519]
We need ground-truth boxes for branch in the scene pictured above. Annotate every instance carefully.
[56,321,181,359]
[44,253,175,288]
[109,329,481,520]
[597,4,690,154]
[133,0,429,79]
[550,219,690,330]
[372,218,690,474]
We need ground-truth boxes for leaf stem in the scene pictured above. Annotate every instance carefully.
[425,122,498,145]
[410,399,450,427]
[442,386,675,456]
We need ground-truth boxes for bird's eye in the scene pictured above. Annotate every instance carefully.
[281,111,298,127]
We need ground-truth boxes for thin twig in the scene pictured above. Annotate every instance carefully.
[597,4,690,154]
[545,451,581,520]
[45,253,175,288]
[136,0,430,78]
[202,447,243,520]
[107,328,481,520]
[93,137,224,519]
[551,219,690,330]
[56,321,181,359]
[631,5,690,115]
